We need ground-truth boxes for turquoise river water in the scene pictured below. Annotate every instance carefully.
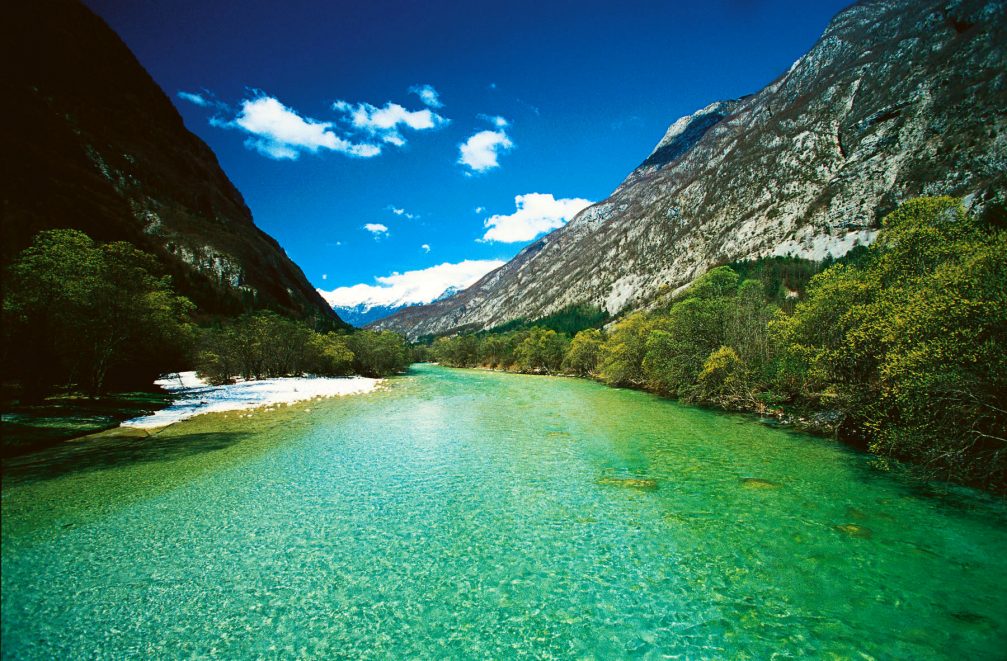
[2,364,1006,658]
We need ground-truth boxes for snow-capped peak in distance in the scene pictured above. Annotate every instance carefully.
[318,259,505,314]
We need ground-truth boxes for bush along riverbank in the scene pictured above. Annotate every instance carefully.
[422,197,1007,493]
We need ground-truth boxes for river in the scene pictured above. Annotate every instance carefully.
[2,364,1005,658]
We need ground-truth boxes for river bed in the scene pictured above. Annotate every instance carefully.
[2,364,1005,658]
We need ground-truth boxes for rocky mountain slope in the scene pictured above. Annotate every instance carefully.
[1,0,343,325]
[375,0,1006,339]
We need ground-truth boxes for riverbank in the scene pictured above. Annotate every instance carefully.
[422,362,961,490]
[122,371,382,429]
[4,364,1006,659]
[1,372,383,455]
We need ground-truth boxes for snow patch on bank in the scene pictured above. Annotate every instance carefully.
[122,371,381,429]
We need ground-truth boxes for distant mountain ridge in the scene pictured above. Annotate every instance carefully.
[335,304,410,328]
[334,286,464,328]
[375,0,1007,339]
[1,0,343,325]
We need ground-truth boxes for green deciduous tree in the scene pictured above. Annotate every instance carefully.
[692,346,755,410]
[563,328,604,377]
[514,327,568,373]
[308,332,355,376]
[347,330,410,377]
[3,229,194,397]
[777,197,1006,487]
[597,312,652,386]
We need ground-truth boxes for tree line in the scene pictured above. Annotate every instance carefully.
[2,229,411,400]
[196,312,410,383]
[425,198,1006,491]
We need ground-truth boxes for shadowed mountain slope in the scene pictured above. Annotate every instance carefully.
[1,0,343,326]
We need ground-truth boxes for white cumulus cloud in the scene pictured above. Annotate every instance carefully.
[215,95,381,160]
[421,244,431,253]
[334,99,448,147]
[318,259,504,310]
[363,223,389,237]
[409,84,443,109]
[458,128,513,173]
[481,193,593,243]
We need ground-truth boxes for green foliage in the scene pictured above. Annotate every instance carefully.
[479,334,519,369]
[692,346,754,410]
[422,197,1005,490]
[432,334,482,368]
[198,314,409,382]
[487,304,608,335]
[597,312,651,387]
[2,229,194,396]
[777,197,1006,487]
[346,330,410,377]
[308,333,355,376]
[197,311,315,382]
[680,265,739,301]
[2,229,412,413]
[563,329,604,377]
[648,297,730,397]
[513,328,568,373]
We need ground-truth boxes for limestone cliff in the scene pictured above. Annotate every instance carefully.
[376,0,1006,339]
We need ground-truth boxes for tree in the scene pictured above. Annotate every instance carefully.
[347,330,409,377]
[726,279,778,383]
[643,297,730,397]
[597,312,652,386]
[308,332,355,376]
[563,328,604,376]
[3,229,194,396]
[513,327,568,373]
[692,346,755,410]
[480,333,519,369]
[777,197,1007,487]
[431,334,480,367]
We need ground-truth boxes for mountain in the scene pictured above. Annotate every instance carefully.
[0,0,343,326]
[375,0,1007,340]
[333,304,410,328]
[334,286,465,328]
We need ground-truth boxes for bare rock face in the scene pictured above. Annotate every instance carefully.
[376,0,1006,339]
[1,0,343,325]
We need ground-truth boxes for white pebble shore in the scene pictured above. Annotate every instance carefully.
[122,371,381,429]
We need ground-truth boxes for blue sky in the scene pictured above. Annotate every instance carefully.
[86,0,850,309]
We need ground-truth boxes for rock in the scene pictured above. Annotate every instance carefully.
[740,478,780,489]
[2,1,344,324]
[597,476,659,490]
[375,0,1007,339]
[835,523,872,539]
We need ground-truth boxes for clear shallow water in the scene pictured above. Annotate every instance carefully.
[3,364,1006,659]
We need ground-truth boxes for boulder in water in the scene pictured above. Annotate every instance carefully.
[597,476,658,490]
[835,523,872,539]
[740,478,780,489]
